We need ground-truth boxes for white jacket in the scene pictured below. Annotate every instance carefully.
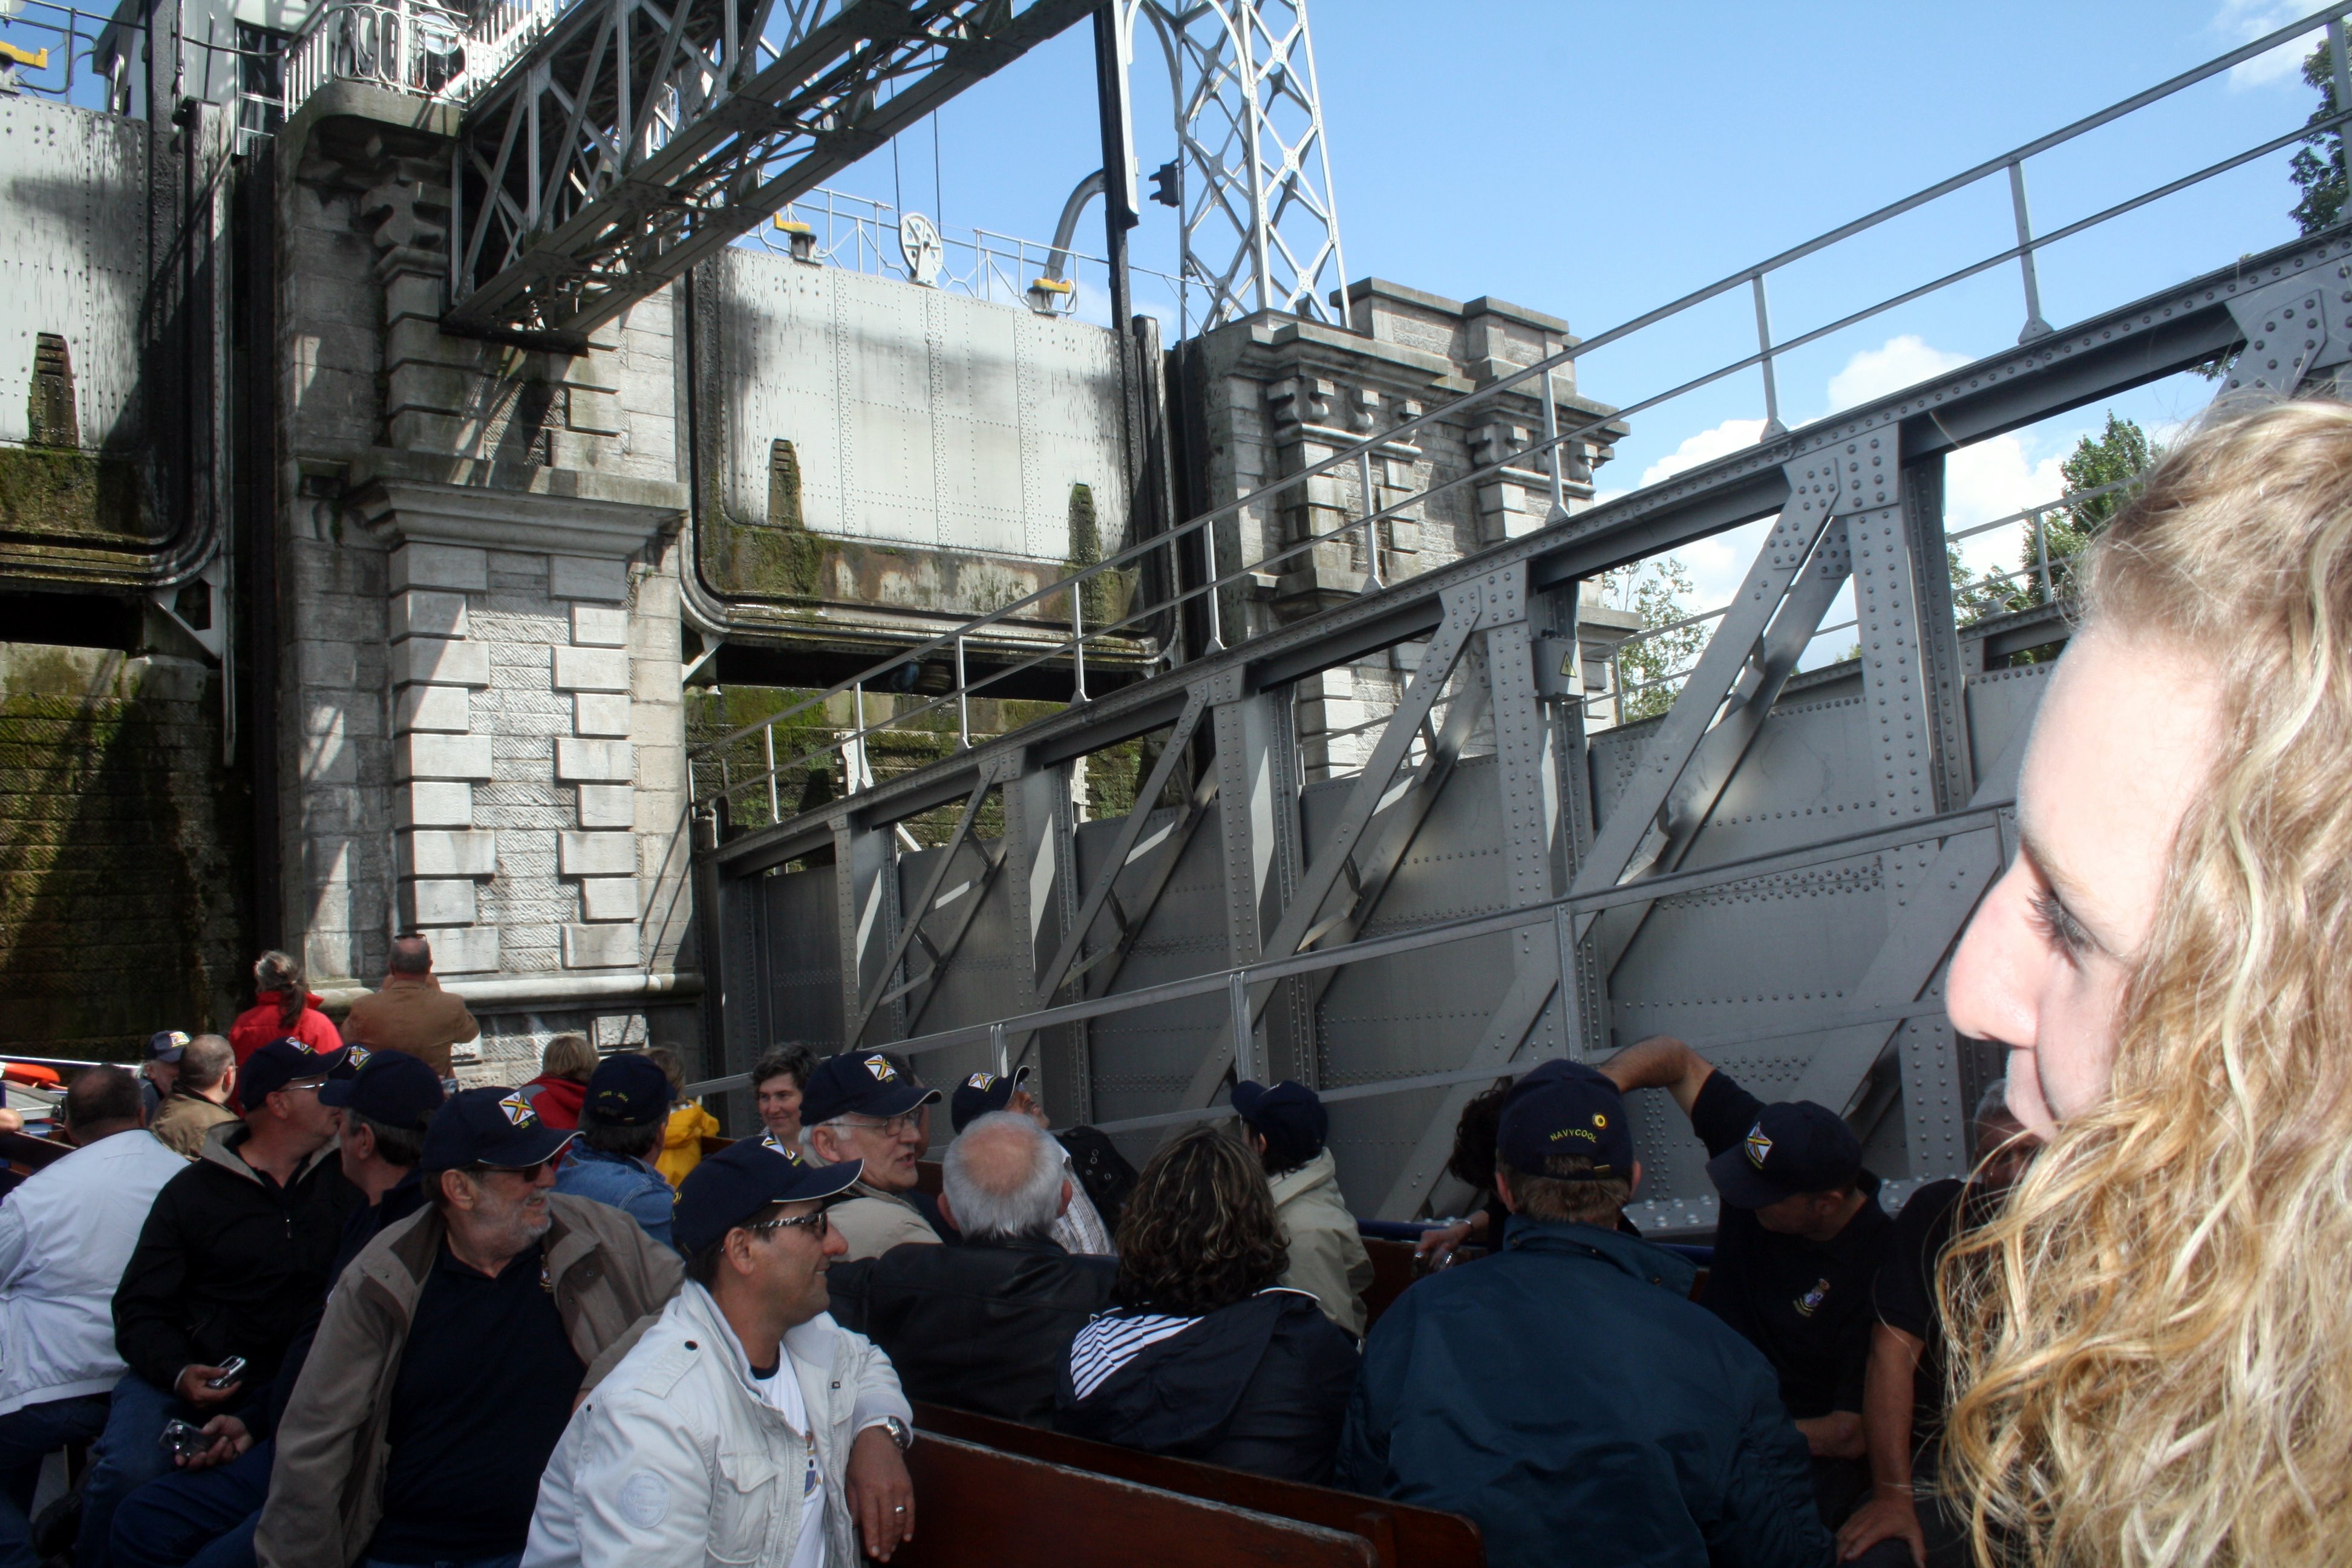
[523,1282,911,1568]
[0,1129,186,1416]
[1269,1149,1375,1338]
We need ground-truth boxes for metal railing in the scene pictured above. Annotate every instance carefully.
[688,3,2352,819]
[1593,475,2143,722]
[281,0,554,116]
[750,186,1187,319]
[0,0,107,102]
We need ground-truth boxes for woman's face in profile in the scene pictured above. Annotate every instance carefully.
[1946,625,2223,1135]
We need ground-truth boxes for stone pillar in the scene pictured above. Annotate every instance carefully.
[1181,279,1627,780]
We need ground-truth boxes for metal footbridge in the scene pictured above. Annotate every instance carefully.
[671,7,2352,1230]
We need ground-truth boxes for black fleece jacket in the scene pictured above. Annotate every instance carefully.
[112,1125,359,1394]
[829,1235,1117,1425]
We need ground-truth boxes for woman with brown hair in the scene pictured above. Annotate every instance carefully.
[226,950,341,1065]
[1055,1125,1358,1481]
[1938,399,2352,1568]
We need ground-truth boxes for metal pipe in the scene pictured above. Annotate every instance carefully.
[1751,273,1785,438]
[763,722,779,823]
[2034,508,2054,603]
[1228,968,1253,1083]
[1539,366,1569,520]
[2334,18,2351,145]
[1201,525,1224,654]
[955,634,969,749]
[2008,158,2053,342]
[1358,445,1385,592]
[1071,576,1089,702]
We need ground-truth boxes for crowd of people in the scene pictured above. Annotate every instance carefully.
[0,400,2345,1567]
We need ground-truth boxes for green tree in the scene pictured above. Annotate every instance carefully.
[2293,39,2348,236]
[1597,556,1708,722]
[2016,411,2155,603]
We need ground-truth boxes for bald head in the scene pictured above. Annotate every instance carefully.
[941,1111,1067,1243]
[64,1064,142,1142]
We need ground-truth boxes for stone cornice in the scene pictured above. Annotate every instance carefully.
[341,448,687,558]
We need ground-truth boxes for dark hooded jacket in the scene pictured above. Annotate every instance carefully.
[829,1233,1117,1425]
[1334,1218,1830,1568]
[1054,1287,1358,1481]
[112,1122,360,1395]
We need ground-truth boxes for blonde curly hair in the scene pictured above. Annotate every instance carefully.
[1942,399,2352,1566]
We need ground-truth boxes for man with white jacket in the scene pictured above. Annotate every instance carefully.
[0,1067,183,1568]
[523,1138,917,1568]
[1234,1079,1374,1338]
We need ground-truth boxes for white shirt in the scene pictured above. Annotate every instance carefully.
[751,1357,829,1568]
[1049,1143,1116,1256]
[0,1128,186,1415]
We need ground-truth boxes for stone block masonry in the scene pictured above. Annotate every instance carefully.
[0,646,249,1057]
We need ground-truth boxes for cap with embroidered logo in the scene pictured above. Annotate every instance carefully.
[319,1048,445,1132]
[800,1050,941,1127]
[673,1137,864,1255]
[1495,1060,1634,1179]
[239,1036,350,1113]
[420,1085,577,1172]
[146,1030,190,1063]
[1704,1099,1861,1209]
[949,1065,1032,1132]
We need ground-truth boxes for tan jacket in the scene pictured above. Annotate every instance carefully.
[254,1193,684,1568]
[1269,1149,1374,1338]
[827,1181,939,1263]
[149,1093,239,1160]
[338,973,478,1079]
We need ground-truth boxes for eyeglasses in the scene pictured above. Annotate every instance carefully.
[745,1210,830,1241]
[835,1112,926,1139]
[466,1160,554,1182]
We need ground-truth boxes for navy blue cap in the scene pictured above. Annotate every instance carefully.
[319,1048,445,1133]
[240,1036,350,1112]
[1231,1080,1328,1169]
[420,1085,577,1172]
[1497,1060,1634,1179]
[950,1065,1031,1132]
[147,1030,189,1063]
[1706,1100,1862,1207]
[674,1137,863,1254]
[583,1053,673,1128]
[800,1051,941,1128]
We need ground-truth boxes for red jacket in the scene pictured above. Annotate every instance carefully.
[229,993,343,1065]
[518,1074,587,1130]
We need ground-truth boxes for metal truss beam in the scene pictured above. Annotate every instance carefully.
[446,0,1096,344]
[714,224,2347,884]
[848,768,999,1045]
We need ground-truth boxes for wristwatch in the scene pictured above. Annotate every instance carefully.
[878,1415,913,1452]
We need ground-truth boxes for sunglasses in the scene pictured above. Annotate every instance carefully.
[745,1210,830,1241]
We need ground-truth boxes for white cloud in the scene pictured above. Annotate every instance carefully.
[1638,417,1766,487]
[1945,433,2069,580]
[2214,0,2329,88]
[1824,335,1970,413]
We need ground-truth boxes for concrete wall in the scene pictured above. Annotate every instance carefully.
[694,246,1134,645]
[0,644,247,1056]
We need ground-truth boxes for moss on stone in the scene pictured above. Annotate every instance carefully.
[0,447,150,541]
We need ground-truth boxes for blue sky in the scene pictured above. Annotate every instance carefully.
[812,0,2345,616]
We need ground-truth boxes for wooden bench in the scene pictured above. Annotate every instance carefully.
[910,1403,1481,1568]
[892,1431,1374,1568]
[1359,1238,1420,1329]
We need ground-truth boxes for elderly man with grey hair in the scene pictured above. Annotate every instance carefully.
[825,1112,1117,1425]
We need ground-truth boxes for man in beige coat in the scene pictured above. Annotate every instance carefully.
[338,933,479,1081]
[1235,1079,1374,1338]
[253,1086,682,1568]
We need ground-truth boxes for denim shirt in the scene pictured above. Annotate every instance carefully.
[552,1145,677,1250]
